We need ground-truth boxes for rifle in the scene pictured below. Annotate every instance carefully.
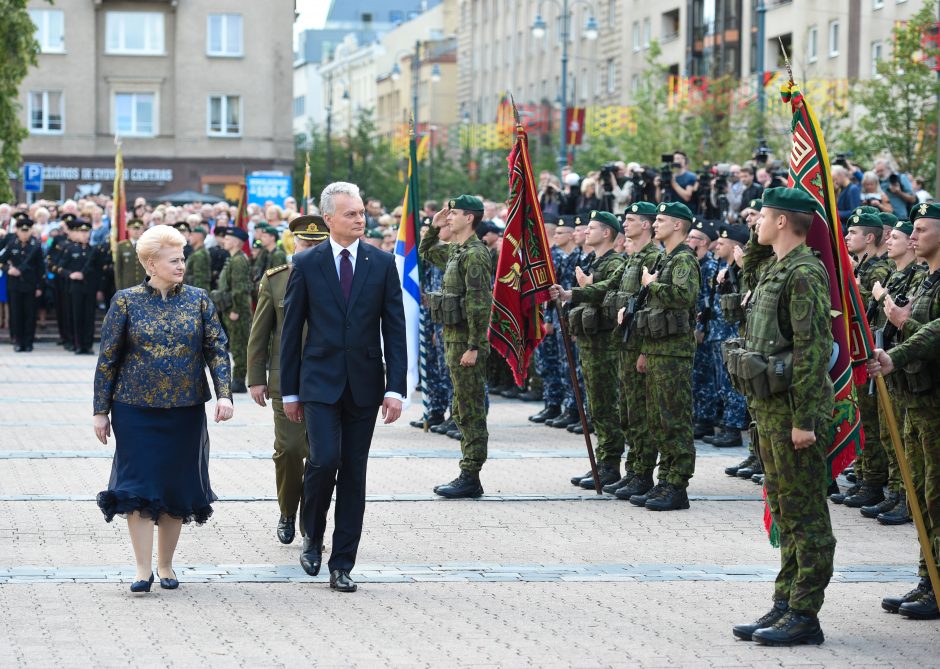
[881,264,920,349]
[622,255,664,344]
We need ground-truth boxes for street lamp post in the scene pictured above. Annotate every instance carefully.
[325,71,334,178]
[344,88,352,181]
[532,0,598,175]
[755,0,767,146]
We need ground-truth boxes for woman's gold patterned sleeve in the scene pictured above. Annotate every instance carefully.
[201,291,232,400]
[93,294,128,415]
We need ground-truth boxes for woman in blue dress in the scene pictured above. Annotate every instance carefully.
[93,225,233,593]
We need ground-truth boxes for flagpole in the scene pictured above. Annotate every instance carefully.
[779,41,940,599]
[409,115,431,429]
[509,96,601,495]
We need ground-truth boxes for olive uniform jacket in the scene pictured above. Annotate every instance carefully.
[247,263,290,396]
[114,240,148,290]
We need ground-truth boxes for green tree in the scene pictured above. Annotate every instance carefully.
[1,0,44,203]
[842,0,940,185]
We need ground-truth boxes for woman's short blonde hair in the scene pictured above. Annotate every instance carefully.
[581,177,596,193]
[862,171,881,191]
[137,225,186,271]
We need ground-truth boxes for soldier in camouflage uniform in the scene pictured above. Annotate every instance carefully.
[728,187,836,646]
[867,201,940,621]
[420,195,493,498]
[184,226,212,291]
[630,201,701,511]
[113,219,148,290]
[687,219,721,438]
[554,211,627,487]
[212,227,252,393]
[835,212,893,508]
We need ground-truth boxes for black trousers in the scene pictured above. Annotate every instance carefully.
[9,289,37,348]
[70,288,96,352]
[54,278,70,343]
[301,385,378,573]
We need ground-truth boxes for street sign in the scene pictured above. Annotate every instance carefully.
[246,174,291,207]
[23,163,44,193]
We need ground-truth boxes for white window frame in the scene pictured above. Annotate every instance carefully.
[207,95,242,137]
[606,58,616,94]
[871,41,883,77]
[28,9,65,53]
[28,90,64,135]
[105,12,165,56]
[807,26,818,63]
[206,14,244,58]
[113,92,157,137]
[828,20,839,58]
[632,21,640,52]
[642,18,651,48]
[873,0,884,8]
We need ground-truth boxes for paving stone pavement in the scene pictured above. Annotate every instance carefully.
[0,344,937,668]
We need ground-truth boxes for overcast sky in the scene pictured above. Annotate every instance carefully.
[295,0,330,33]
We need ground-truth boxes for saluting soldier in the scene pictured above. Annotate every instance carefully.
[629,201,701,511]
[212,227,252,393]
[184,226,212,291]
[57,217,106,355]
[113,218,148,290]
[247,215,330,545]
[729,187,836,645]
[419,195,493,498]
[0,213,44,351]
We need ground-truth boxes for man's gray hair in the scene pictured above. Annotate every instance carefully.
[319,182,361,217]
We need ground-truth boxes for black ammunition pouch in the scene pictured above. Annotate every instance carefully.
[899,358,936,395]
[719,292,746,324]
[722,337,794,400]
[602,291,630,325]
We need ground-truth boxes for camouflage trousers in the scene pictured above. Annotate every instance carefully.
[692,341,718,425]
[272,396,307,518]
[445,342,489,473]
[422,323,453,416]
[902,408,940,579]
[223,312,250,382]
[856,384,887,486]
[535,328,565,407]
[755,408,836,615]
[579,342,624,468]
[878,396,906,494]
[619,348,658,477]
[646,354,695,487]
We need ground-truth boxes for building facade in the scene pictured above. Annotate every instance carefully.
[15,0,295,202]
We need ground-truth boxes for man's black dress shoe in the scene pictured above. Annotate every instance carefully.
[277,515,296,544]
[330,569,358,592]
[299,538,323,576]
[158,568,179,590]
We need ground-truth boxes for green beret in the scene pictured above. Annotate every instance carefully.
[847,212,883,232]
[657,201,694,223]
[877,212,899,228]
[259,225,279,240]
[893,220,914,236]
[853,205,881,217]
[590,210,622,234]
[910,201,940,222]
[747,198,762,211]
[366,227,384,239]
[448,194,484,212]
[693,218,718,241]
[628,201,658,216]
[191,226,208,236]
[762,187,817,214]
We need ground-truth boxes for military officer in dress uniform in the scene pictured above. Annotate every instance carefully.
[184,226,212,291]
[0,213,44,351]
[113,219,148,290]
[248,215,330,544]
[174,220,193,259]
[212,227,252,393]
[58,217,106,354]
[420,195,493,498]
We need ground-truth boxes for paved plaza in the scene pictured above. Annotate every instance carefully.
[0,344,937,668]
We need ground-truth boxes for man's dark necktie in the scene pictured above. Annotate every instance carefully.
[340,248,353,302]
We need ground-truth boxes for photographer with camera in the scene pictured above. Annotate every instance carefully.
[657,151,699,214]
[873,158,917,218]
[738,166,763,215]
[598,161,632,216]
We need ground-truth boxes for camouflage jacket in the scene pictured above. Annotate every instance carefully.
[216,252,252,315]
[571,248,626,348]
[639,243,700,358]
[855,253,892,312]
[185,246,212,292]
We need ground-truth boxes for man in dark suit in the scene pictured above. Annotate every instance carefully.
[280,181,407,593]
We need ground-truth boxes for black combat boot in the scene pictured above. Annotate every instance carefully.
[732,600,789,641]
[843,483,885,508]
[434,470,484,499]
[709,429,744,447]
[518,388,543,402]
[752,610,824,646]
[644,482,690,511]
[501,386,522,399]
[726,455,756,477]
[409,412,445,429]
[528,405,560,423]
[829,483,860,504]
[570,470,593,486]
[752,474,765,485]
[431,417,456,434]
[629,481,665,507]
[547,408,579,429]
[579,464,620,490]
[615,473,654,500]
[877,491,913,525]
[899,589,939,620]
[882,578,930,613]
[693,422,714,439]
[603,471,635,495]
[446,428,463,441]
[738,458,763,479]
[860,490,899,519]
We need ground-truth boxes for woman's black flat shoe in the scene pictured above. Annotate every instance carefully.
[130,573,154,593]
[158,569,179,590]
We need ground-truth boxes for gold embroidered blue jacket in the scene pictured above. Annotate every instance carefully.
[93,281,232,414]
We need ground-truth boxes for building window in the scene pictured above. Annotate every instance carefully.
[28,9,64,53]
[807,26,818,63]
[106,12,165,55]
[631,74,640,94]
[606,58,616,93]
[632,21,640,52]
[28,91,63,134]
[207,14,243,57]
[871,41,883,77]
[642,18,651,48]
[293,95,305,117]
[208,95,241,137]
[662,9,680,43]
[873,0,884,8]
[828,20,839,58]
[607,0,616,27]
[114,92,155,136]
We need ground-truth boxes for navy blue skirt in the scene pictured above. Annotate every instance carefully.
[96,402,217,525]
